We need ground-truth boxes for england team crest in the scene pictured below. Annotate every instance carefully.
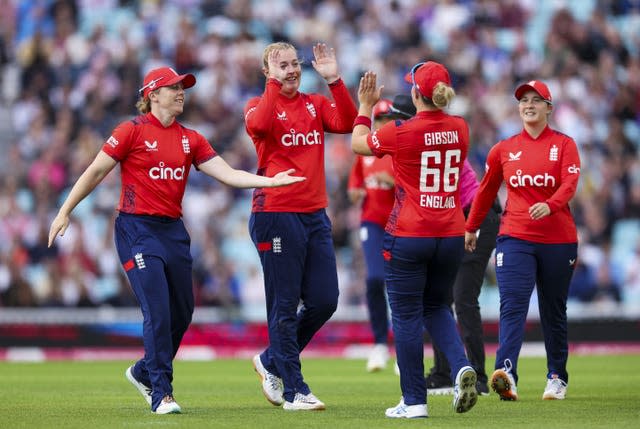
[306,102,317,118]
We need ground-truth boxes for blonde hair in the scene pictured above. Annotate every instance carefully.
[136,97,151,114]
[431,82,455,109]
[262,42,298,69]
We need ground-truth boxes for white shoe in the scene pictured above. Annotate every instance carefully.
[125,366,152,406]
[253,354,284,406]
[542,376,567,400]
[385,398,428,418]
[154,395,181,414]
[366,344,389,372]
[283,392,326,411]
[491,358,518,401]
[453,366,478,413]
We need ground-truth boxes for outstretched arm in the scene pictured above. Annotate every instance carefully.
[48,151,117,247]
[198,156,305,189]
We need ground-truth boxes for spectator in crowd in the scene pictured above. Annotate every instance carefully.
[0,1,636,319]
[47,66,304,414]
[244,42,357,411]
[352,65,478,418]
[347,96,414,373]
[465,80,580,401]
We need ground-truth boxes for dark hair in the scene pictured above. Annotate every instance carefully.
[390,94,416,118]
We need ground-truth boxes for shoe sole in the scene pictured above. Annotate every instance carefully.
[454,367,478,413]
[491,370,518,401]
[252,356,284,406]
[125,366,152,406]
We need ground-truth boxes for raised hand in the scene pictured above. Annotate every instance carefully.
[311,43,339,83]
[358,71,383,109]
[266,49,287,83]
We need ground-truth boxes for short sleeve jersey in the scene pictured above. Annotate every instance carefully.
[367,110,469,237]
[244,79,357,212]
[102,112,217,218]
[466,125,580,243]
[347,155,395,228]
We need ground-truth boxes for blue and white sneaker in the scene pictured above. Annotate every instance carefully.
[125,366,152,406]
[385,398,428,418]
[453,366,478,413]
[283,392,326,411]
[154,395,181,414]
[542,375,567,400]
[252,354,284,406]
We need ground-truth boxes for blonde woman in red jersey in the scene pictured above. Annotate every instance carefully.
[244,42,357,411]
[348,97,414,373]
[48,67,304,415]
[352,66,478,418]
[464,81,580,401]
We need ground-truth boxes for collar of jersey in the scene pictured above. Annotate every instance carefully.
[520,124,552,141]
[147,112,180,129]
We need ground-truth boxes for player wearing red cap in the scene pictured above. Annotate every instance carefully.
[244,42,357,411]
[48,66,304,414]
[465,80,580,401]
[347,97,414,373]
[352,64,478,419]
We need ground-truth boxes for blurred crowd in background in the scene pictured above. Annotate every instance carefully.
[0,0,639,317]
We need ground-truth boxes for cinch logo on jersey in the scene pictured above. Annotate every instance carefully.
[568,164,580,174]
[149,162,185,180]
[281,129,322,147]
[508,169,556,188]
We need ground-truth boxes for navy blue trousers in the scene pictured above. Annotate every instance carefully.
[360,221,389,345]
[249,210,339,402]
[114,213,194,411]
[494,236,577,384]
[384,234,470,406]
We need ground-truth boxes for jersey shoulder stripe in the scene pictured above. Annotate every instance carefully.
[130,114,151,126]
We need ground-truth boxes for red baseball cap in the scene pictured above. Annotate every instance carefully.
[139,67,196,98]
[404,61,451,98]
[372,99,394,118]
[514,80,552,104]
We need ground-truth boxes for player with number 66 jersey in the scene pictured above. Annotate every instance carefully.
[352,63,478,419]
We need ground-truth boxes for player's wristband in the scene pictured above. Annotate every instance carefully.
[353,115,372,129]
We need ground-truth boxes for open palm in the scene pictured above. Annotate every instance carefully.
[311,43,339,82]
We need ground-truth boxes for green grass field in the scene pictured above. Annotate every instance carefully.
[2,355,639,428]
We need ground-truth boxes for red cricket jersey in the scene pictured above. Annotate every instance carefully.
[465,125,580,243]
[367,110,469,237]
[102,112,217,218]
[244,78,357,212]
[347,155,395,228]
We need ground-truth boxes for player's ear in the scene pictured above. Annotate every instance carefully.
[262,67,269,78]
